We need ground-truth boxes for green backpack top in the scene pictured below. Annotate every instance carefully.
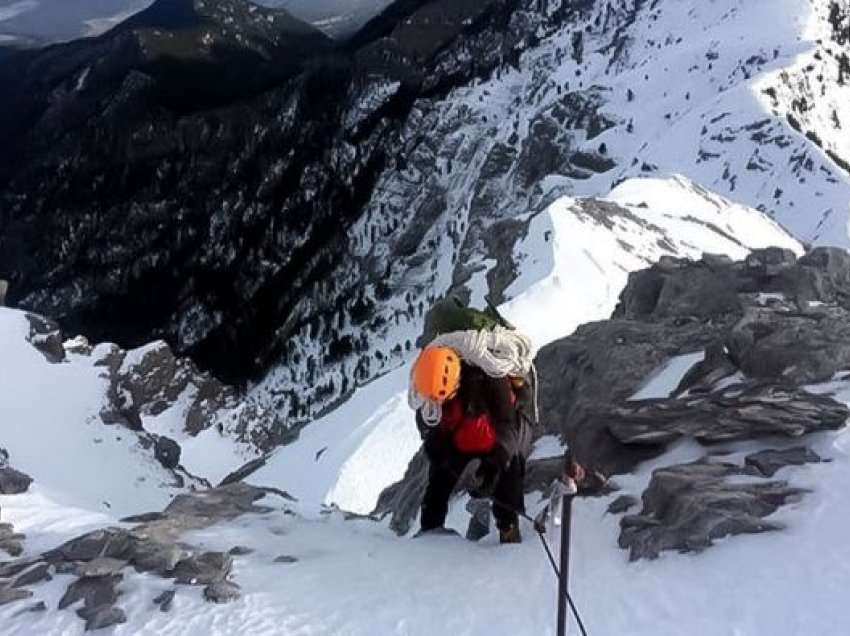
[418,296,512,347]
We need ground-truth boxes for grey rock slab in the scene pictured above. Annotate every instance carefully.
[77,605,127,631]
[48,528,134,563]
[0,467,34,494]
[58,574,122,610]
[465,500,491,542]
[607,383,848,446]
[76,558,127,578]
[10,562,50,587]
[619,460,808,561]
[128,539,184,575]
[273,555,298,564]
[745,447,822,477]
[0,587,33,606]
[0,557,41,578]
[203,580,241,604]
[607,495,638,515]
[172,552,232,585]
[153,589,175,612]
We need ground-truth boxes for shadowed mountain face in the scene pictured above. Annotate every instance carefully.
[0,0,532,390]
[3,0,849,426]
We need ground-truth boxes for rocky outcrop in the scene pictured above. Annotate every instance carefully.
[744,447,823,477]
[618,459,808,561]
[25,314,65,364]
[606,383,848,447]
[0,280,7,306]
[0,483,292,625]
[377,248,850,556]
[0,450,33,495]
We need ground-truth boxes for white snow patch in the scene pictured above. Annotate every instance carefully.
[630,352,706,401]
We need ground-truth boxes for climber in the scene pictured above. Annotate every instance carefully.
[409,331,535,544]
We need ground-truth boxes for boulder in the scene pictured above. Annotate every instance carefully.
[619,460,807,560]
[10,561,50,587]
[77,605,127,631]
[154,437,181,470]
[607,383,848,446]
[24,313,65,363]
[744,447,822,477]
[172,552,232,585]
[0,466,33,494]
[152,589,176,612]
[203,580,241,604]
[58,574,122,610]
[0,587,33,606]
[75,558,127,578]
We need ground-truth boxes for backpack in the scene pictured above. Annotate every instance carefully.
[419,296,539,441]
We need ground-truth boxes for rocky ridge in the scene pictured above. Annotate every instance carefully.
[376,247,850,557]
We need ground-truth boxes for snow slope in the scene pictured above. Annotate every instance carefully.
[0,309,183,518]
[4,358,850,635]
[248,176,801,515]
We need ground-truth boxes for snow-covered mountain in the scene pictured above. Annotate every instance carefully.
[4,195,850,633]
[4,0,850,434]
[0,0,391,45]
[3,3,850,632]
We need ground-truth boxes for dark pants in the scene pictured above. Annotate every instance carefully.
[420,449,526,532]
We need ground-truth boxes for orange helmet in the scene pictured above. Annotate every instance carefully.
[413,346,461,402]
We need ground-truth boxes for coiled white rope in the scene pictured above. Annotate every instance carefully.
[408,327,537,427]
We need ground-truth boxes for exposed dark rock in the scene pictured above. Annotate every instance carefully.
[535,317,731,474]
[58,574,122,610]
[203,580,241,604]
[745,447,822,477]
[372,449,429,536]
[77,605,127,631]
[24,313,65,363]
[465,500,491,542]
[76,558,128,579]
[119,512,167,523]
[0,557,39,578]
[607,495,638,515]
[154,437,182,470]
[619,460,807,560]
[128,539,184,575]
[0,466,33,494]
[0,587,33,606]
[153,589,176,612]
[0,522,26,557]
[525,457,565,494]
[48,528,135,563]
[228,546,254,556]
[727,303,850,384]
[607,383,848,446]
[273,555,298,564]
[10,561,50,587]
[172,552,232,585]
[219,456,268,486]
